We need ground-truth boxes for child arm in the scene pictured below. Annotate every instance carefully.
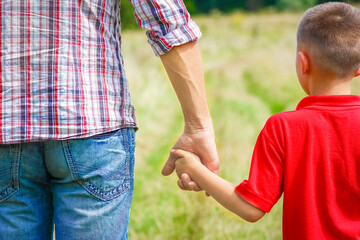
[174,149,265,223]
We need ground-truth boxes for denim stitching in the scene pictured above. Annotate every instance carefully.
[62,141,80,180]
[63,129,132,201]
[0,187,15,201]
[79,178,130,201]
[11,144,21,190]
[128,129,135,192]
[80,128,131,201]
[0,144,21,202]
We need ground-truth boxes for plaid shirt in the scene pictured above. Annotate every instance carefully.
[0,0,201,144]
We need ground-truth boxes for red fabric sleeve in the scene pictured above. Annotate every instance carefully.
[235,117,285,213]
[235,181,274,213]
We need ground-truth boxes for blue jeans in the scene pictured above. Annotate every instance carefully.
[0,128,135,240]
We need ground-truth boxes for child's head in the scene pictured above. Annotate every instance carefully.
[297,2,360,78]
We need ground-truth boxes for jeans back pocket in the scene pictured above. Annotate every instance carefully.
[0,144,20,202]
[62,129,135,201]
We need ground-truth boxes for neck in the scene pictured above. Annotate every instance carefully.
[308,71,353,96]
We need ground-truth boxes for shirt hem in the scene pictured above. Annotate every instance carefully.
[0,123,138,145]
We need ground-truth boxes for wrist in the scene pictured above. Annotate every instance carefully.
[184,116,214,134]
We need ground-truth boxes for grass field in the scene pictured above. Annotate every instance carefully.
[122,11,360,239]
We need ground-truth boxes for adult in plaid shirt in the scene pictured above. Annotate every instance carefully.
[0,0,218,239]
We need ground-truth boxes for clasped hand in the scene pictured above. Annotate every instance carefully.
[161,129,219,192]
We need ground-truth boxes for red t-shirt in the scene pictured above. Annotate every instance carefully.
[235,95,360,240]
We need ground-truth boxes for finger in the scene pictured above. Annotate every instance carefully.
[180,173,192,185]
[161,150,177,176]
[172,148,188,158]
[177,179,187,190]
[161,159,175,176]
[188,181,202,192]
[180,174,194,190]
[181,173,202,191]
[162,148,190,176]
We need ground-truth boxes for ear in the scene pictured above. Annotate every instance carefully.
[297,51,310,74]
[354,68,360,77]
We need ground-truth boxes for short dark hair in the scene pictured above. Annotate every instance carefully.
[297,2,360,78]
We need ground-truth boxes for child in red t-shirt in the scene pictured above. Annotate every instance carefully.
[171,2,360,239]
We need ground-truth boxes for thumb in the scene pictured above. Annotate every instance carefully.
[161,149,188,176]
[161,149,177,176]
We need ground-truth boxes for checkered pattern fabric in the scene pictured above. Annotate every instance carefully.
[0,0,201,144]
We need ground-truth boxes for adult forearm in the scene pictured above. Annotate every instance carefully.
[160,41,212,132]
[160,41,219,183]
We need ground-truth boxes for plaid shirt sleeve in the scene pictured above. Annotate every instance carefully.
[130,0,202,56]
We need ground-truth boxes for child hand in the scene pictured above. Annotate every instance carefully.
[173,149,202,191]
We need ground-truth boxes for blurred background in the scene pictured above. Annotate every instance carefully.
[120,1,360,239]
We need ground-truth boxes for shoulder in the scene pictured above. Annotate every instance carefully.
[264,110,300,127]
[261,110,306,140]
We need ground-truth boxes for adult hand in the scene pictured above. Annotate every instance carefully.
[162,127,219,192]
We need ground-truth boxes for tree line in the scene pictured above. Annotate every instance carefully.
[185,0,359,12]
[121,0,360,29]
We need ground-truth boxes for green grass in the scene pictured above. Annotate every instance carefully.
[122,11,360,239]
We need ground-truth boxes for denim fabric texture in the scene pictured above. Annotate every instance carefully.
[0,128,135,240]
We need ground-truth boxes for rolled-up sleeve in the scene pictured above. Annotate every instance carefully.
[130,0,202,56]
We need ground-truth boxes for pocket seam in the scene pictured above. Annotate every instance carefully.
[62,129,132,201]
[0,144,21,202]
